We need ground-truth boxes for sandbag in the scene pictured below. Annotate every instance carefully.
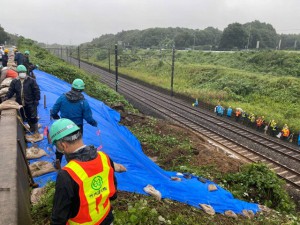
[26,146,47,159]
[0,87,9,97]
[1,77,13,88]
[0,99,22,110]
[143,184,161,201]
[199,204,215,215]
[208,184,218,191]
[242,209,255,219]
[29,161,56,177]
[113,162,127,172]
[224,210,238,218]
[25,133,44,143]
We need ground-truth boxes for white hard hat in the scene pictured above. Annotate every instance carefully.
[1,67,8,72]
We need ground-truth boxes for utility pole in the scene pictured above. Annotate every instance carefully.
[115,44,118,92]
[78,46,81,68]
[246,24,251,49]
[171,47,175,96]
[66,47,68,61]
[193,34,196,50]
[108,48,111,73]
[278,39,282,50]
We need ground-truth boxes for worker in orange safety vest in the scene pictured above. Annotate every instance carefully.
[49,118,117,225]
[256,116,264,131]
[281,124,290,141]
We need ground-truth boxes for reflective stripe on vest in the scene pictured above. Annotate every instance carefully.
[63,151,116,225]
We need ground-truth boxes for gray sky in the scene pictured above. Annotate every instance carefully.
[2,0,300,45]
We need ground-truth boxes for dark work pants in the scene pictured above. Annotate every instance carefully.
[21,104,38,124]
[19,104,38,132]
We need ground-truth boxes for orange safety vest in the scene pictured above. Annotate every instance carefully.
[256,119,263,126]
[63,152,116,225]
[282,129,290,137]
[236,111,241,117]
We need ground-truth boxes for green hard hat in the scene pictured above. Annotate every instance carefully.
[50,118,80,144]
[24,50,30,55]
[72,78,85,90]
[17,65,27,73]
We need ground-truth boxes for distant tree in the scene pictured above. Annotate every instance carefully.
[159,38,175,49]
[280,34,300,50]
[0,25,9,45]
[174,31,193,49]
[243,20,278,49]
[195,27,222,48]
[219,23,248,50]
[87,23,283,51]
[7,33,19,46]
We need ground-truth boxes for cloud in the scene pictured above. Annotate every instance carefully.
[2,0,300,44]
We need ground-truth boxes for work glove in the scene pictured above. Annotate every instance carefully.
[50,109,60,120]
[90,120,98,127]
[53,114,60,120]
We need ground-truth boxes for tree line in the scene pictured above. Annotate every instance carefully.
[0,24,20,46]
[0,25,9,45]
[2,21,300,51]
[86,20,300,51]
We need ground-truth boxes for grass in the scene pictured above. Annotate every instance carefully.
[84,49,300,133]
[16,39,300,224]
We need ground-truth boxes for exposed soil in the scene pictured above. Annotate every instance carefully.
[120,111,246,175]
[119,109,300,212]
[116,112,278,224]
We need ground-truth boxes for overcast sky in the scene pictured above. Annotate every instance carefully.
[2,0,300,45]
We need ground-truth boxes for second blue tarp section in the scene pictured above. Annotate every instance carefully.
[32,70,259,214]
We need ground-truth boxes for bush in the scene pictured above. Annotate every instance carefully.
[31,182,55,225]
[222,163,296,213]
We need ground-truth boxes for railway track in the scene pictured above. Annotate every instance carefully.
[58,55,300,191]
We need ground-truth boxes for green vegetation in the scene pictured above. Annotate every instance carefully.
[31,117,300,225]
[82,48,300,132]
[82,20,299,50]
[18,39,299,224]
[222,163,295,213]
[31,182,55,224]
[0,25,10,45]
[18,38,134,110]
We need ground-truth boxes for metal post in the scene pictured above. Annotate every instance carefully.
[193,34,196,50]
[171,47,175,96]
[43,95,47,109]
[69,47,72,63]
[66,47,68,62]
[108,48,111,73]
[78,46,81,68]
[114,44,118,92]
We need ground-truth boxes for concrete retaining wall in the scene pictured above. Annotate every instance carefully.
[0,108,32,225]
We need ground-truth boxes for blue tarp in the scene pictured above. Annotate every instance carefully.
[30,70,259,214]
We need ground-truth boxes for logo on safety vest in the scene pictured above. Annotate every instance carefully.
[91,176,103,190]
